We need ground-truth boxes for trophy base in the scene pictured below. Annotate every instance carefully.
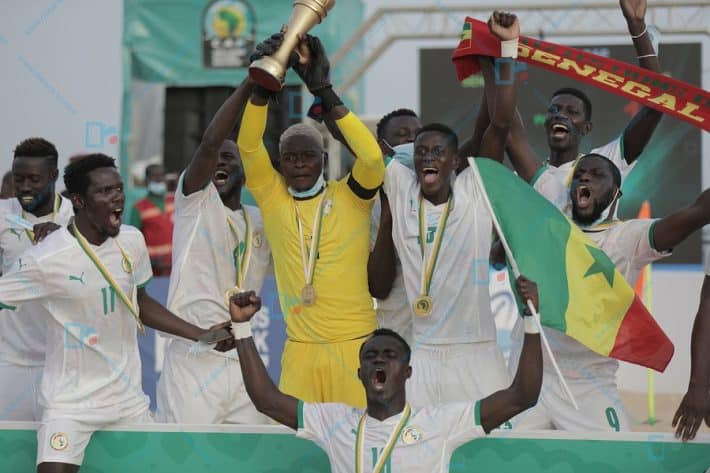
[249,57,285,91]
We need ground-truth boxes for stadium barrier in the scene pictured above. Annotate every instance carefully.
[3,423,708,472]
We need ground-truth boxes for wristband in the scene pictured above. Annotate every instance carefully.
[500,38,519,59]
[524,315,540,334]
[311,85,343,113]
[231,322,253,340]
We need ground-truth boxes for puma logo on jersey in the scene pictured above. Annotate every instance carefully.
[9,229,22,240]
[68,272,86,285]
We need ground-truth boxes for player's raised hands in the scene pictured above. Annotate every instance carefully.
[292,34,331,92]
[229,290,262,323]
[515,275,539,314]
[250,32,298,68]
[488,11,520,42]
[619,0,647,25]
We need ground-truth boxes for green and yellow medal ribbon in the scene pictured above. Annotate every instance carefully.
[294,190,328,293]
[71,220,144,334]
[416,195,452,308]
[355,404,411,473]
[22,193,61,242]
[226,208,253,288]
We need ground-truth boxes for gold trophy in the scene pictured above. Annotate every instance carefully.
[249,0,336,91]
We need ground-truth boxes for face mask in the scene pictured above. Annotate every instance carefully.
[391,142,414,171]
[288,173,326,199]
[147,181,167,196]
[582,188,620,228]
[23,182,53,212]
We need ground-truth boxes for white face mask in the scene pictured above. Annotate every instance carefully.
[582,188,620,228]
[147,181,167,196]
[391,142,414,170]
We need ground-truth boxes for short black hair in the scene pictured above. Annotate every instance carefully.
[13,137,58,168]
[64,153,117,197]
[144,163,163,182]
[415,123,459,151]
[360,328,412,363]
[376,108,419,140]
[580,153,621,188]
[551,87,592,121]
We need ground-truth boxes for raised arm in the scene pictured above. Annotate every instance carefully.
[230,291,299,429]
[293,35,384,196]
[183,78,254,195]
[479,276,542,433]
[619,0,663,163]
[652,188,710,252]
[368,191,397,299]
[456,67,492,173]
[477,12,519,163]
[673,273,710,441]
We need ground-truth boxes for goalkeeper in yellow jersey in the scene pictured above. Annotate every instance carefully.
[237,34,384,407]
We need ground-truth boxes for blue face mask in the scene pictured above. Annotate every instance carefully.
[288,173,326,199]
[147,181,167,196]
[391,142,414,171]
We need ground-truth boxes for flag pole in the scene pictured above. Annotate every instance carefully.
[468,158,579,410]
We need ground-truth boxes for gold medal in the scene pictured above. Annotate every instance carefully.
[301,284,317,306]
[224,286,244,308]
[413,295,433,317]
[252,230,263,248]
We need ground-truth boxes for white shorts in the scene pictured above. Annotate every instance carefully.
[36,406,153,466]
[509,369,629,432]
[406,341,510,408]
[376,305,413,345]
[156,340,268,424]
[0,362,42,421]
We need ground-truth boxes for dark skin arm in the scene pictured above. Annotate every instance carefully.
[32,222,61,244]
[456,89,491,173]
[619,0,663,164]
[230,291,299,429]
[476,12,520,164]
[137,288,234,351]
[367,190,396,299]
[480,276,542,433]
[652,188,710,252]
[182,78,254,195]
[672,275,710,441]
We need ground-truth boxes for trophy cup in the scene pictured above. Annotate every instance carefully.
[249,0,336,91]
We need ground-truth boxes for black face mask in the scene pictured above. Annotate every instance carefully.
[24,181,53,213]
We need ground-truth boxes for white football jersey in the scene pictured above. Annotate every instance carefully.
[704,251,710,276]
[297,400,485,473]
[166,173,271,354]
[384,159,496,345]
[0,225,152,416]
[534,137,631,216]
[0,195,73,366]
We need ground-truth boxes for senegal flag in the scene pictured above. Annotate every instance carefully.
[469,158,674,372]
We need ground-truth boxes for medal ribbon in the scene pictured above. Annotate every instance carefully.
[226,208,252,288]
[417,195,452,298]
[355,404,411,473]
[71,220,145,334]
[22,193,61,242]
[294,190,327,288]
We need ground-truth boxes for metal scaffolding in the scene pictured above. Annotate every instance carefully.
[332,1,709,93]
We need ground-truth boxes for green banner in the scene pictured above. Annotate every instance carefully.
[7,427,709,471]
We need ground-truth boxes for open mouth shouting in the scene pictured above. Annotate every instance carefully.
[420,166,439,186]
[108,207,123,228]
[550,122,570,140]
[575,185,592,209]
[213,169,230,187]
[372,368,388,393]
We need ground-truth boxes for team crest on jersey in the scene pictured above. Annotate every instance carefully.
[50,432,69,451]
[401,425,423,444]
[323,199,334,216]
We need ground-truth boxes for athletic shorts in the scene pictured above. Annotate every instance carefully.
[279,337,367,408]
[406,341,510,408]
[156,340,268,424]
[0,362,42,421]
[36,406,153,466]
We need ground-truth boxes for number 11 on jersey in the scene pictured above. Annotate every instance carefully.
[101,286,117,315]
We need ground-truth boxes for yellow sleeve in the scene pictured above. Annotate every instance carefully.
[237,101,280,192]
[337,112,384,192]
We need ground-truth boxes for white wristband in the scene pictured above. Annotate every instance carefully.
[524,316,540,334]
[500,38,519,59]
[231,322,253,340]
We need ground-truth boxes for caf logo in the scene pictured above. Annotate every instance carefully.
[202,0,257,68]
[50,432,69,451]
